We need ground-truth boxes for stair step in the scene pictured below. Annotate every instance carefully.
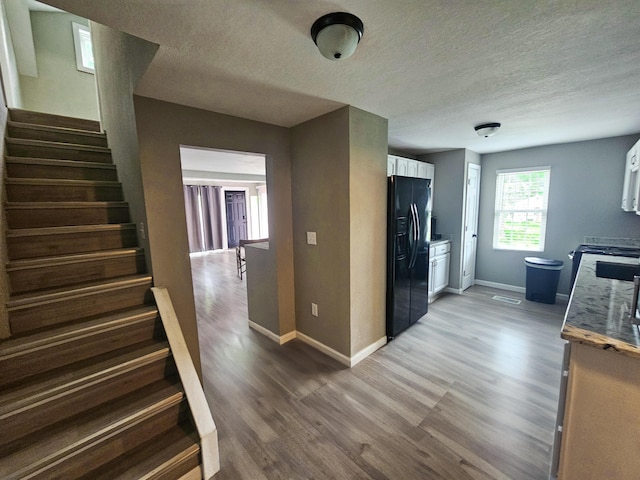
[7,275,154,334]
[7,224,138,260]
[7,248,146,295]
[0,306,161,387]
[9,108,101,132]
[0,341,173,449]
[80,423,200,480]
[6,157,117,181]
[0,379,186,480]
[6,138,112,163]
[6,201,130,228]
[8,121,108,147]
[6,178,123,202]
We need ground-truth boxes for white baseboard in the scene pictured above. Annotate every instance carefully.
[444,286,463,295]
[474,280,525,294]
[474,280,569,302]
[296,331,351,366]
[350,336,387,367]
[249,322,387,366]
[248,321,296,345]
[279,330,297,344]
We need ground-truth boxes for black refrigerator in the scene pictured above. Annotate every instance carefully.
[386,176,432,339]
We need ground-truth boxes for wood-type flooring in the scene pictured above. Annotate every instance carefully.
[191,250,567,480]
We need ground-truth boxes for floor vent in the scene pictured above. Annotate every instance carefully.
[492,295,522,305]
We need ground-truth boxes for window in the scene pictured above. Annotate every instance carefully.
[72,22,94,74]
[493,167,550,251]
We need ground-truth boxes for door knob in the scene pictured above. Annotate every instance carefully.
[472,234,477,238]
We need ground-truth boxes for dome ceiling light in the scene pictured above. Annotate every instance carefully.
[474,122,501,137]
[311,12,364,61]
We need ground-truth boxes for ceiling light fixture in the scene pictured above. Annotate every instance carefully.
[311,12,364,61]
[474,122,501,137]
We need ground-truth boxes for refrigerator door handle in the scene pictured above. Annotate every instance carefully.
[409,203,419,268]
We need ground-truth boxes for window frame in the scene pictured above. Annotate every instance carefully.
[493,166,551,252]
[72,22,94,74]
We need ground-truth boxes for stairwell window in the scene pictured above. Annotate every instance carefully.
[72,22,94,74]
[493,167,550,251]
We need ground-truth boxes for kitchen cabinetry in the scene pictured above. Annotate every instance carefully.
[621,138,640,212]
[387,155,434,181]
[428,241,450,303]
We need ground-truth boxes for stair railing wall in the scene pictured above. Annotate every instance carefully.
[151,286,220,479]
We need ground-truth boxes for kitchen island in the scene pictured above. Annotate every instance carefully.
[554,253,640,479]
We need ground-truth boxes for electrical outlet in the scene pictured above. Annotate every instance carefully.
[311,303,318,317]
[306,231,317,245]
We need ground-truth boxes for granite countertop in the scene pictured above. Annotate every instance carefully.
[430,239,450,246]
[244,241,269,250]
[562,253,640,359]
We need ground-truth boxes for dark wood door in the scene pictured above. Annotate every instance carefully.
[225,191,247,248]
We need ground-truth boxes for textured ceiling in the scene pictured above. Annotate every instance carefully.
[43,0,640,154]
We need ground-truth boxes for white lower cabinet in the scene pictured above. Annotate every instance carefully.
[428,241,450,303]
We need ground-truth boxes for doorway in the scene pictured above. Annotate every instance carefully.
[462,163,481,290]
[225,191,248,248]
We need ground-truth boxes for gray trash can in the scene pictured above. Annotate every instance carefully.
[524,257,564,304]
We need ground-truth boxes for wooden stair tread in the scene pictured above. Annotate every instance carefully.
[8,120,107,139]
[0,305,158,358]
[0,379,185,480]
[5,178,121,187]
[9,108,101,132]
[7,223,136,238]
[6,156,115,169]
[8,274,153,309]
[6,200,129,209]
[6,137,111,154]
[7,247,143,270]
[80,423,200,480]
[0,339,170,410]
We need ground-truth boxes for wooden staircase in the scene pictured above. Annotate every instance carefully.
[0,109,209,479]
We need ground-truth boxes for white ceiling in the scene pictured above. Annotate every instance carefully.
[42,0,640,154]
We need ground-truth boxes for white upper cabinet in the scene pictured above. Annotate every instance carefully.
[387,156,397,176]
[388,155,434,180]
[396,157,409,176]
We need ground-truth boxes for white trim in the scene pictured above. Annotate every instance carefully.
[248,321,298,345]
[474,279,568,302]
[445,286,463,295]
[248,320,280,343]
[350,336,387,367]
[248,325,386,366]
[496,165,551,174]
[475,279,525,293]
[296,331,351,366]
[279,330,297,344]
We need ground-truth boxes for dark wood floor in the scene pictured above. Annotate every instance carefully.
[191,250,567,479]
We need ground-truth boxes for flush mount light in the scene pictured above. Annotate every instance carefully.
[475,122,501,137]
[311,12,364,60]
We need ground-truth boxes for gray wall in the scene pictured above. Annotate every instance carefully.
[291,106,388,357]
[133,96,296,366]
[19,12,98,119]
[349,107,388,354]
[477,134,640,294]
[91,23,158,273]
[422,150,467,289]
[291,107,351,356]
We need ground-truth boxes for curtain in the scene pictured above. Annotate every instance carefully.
[183,185,224,253]
[200,186,223,251]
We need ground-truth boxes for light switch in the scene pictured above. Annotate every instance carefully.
[306,231,317,245]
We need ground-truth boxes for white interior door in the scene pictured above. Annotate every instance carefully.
[462,163,481,290]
